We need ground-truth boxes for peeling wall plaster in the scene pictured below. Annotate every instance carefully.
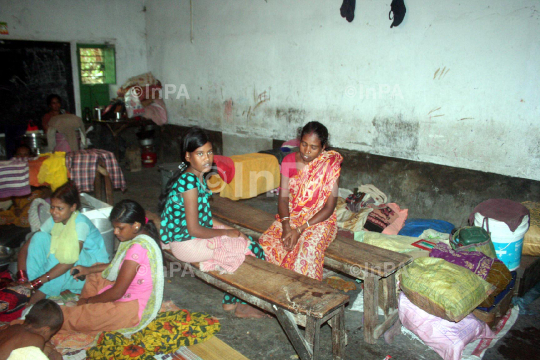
[144,0,540,180]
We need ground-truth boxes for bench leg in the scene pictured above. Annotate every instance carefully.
[381,273,397,316]
[364,273,401,343]
[305,317,322,360]
[363,274,380,344]
[275,308,313,360]
[329,306,346,360]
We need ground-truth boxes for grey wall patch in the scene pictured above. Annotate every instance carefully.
[372,116,419,158]
[275,108,306,125]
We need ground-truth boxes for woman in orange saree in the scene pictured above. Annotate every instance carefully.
[259,122,342,280]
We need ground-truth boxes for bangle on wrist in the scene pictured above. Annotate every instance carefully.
[30,278,43,290]
[296,227,302,235]
[45,273,50,282]
[306,220,310,227]
[280,216,290,222]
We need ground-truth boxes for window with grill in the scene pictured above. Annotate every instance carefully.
[78,45,116,85]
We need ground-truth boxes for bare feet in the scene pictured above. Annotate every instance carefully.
[222,303,238,312]
[234,303,270,319]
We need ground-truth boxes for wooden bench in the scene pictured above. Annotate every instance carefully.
[163,250,349,360]
[210,196,413,344]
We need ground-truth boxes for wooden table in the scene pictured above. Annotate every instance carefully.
[92,118,153,160]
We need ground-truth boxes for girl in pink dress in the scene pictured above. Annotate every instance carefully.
[58,200,164,337]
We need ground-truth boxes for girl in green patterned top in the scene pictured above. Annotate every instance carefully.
[159,127,267,318]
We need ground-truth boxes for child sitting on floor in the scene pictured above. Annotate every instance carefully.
[0,299,63,360]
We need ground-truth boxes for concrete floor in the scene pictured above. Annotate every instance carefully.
[112,166,540,360]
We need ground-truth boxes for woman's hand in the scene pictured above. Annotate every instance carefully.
[76,297,90,306]
[71,265,89,280]
[281,221,293,241]
[283,228,301,251]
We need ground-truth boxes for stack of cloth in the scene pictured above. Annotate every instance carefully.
[0,158,30,198]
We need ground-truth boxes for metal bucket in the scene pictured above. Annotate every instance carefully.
[21,133,48,155]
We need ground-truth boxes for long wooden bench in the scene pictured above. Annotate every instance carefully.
[210,196,413,344]
[163,250,349,360]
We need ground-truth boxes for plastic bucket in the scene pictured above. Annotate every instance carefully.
[474,213,529,270]
[90,217,115,262]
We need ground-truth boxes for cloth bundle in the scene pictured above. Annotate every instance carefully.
[65,149,126,193]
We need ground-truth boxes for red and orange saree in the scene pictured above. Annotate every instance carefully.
[259,150,343,280]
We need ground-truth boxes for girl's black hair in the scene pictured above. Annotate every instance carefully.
[299,121,329,148]
[109,199,159,243]
[47,94,62,106]
[46,94,62,106]
[158,127,211,213]
[51,181,81,210]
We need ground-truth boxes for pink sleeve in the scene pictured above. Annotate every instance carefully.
[281,153,298,178]
[125,243,149,265]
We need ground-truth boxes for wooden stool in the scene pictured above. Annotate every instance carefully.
[94,159,113,205]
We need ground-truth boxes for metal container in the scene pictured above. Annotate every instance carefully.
[139,138,154,146]
[0,245,14,264]
[21,132,48,155]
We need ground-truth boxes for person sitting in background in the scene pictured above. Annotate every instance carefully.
[16,181,109,305]
[0,299,63,360]
[13,145,32,159]
[41,95,67,133]
[0,145,51,228]
[58,199,163,336]
[259,121,343,281]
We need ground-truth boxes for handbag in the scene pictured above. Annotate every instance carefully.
[450,223,497,258]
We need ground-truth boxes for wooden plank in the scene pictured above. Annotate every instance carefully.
[275,308,313,360]
[326,236,412,278]
[164,250,348,318]
[211,196,274,232]
[211,197,413,278]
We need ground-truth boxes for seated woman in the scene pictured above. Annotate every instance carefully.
[57,199,164,336]
[259,121,343,280]
[16,181,109,305]
[159,127,267,318]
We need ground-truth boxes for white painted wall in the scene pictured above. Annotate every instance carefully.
[0,0,148,116]
[145,0,540,180]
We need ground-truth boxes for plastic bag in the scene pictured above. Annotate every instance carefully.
[124,88,145,118]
